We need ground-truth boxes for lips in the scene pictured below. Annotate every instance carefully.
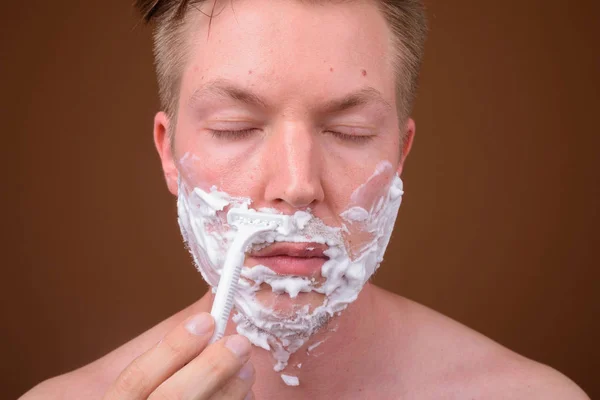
[247,242,328,277]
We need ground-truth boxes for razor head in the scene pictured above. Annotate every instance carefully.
[227,208,292,233]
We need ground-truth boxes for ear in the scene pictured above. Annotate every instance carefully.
[153,111,179,196]
[396,118,415,176]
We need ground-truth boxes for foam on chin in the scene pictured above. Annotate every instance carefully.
[176,159,404,384]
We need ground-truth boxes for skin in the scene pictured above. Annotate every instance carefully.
[21,0,589,399]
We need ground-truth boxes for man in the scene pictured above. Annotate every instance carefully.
[22,0,589,398]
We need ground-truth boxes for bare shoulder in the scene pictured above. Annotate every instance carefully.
[483,359,591,399]
[20,295,211,399]
[19,333,155,400]
[373,287,589,399]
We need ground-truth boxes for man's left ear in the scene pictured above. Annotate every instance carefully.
[396,118,415,176]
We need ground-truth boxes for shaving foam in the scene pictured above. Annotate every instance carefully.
[176,159,404,385]
[281,374,300,386]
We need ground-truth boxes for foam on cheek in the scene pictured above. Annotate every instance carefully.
[177,183,251,288]
[176,158,404,386]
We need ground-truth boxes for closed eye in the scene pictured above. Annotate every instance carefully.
[209,128,374,143]
[209,128,259,140]
[325,130,374,144]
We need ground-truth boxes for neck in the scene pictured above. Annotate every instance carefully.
[212,283,380,397]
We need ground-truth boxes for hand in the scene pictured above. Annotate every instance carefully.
[103,313,255,399]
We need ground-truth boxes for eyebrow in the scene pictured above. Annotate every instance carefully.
[321,86,393,114]
[188,78,392,113]
[188,79,268,108]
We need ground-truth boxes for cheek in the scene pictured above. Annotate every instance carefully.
[336,161,397,258]
[318,134,401,212]
[348,164,395,210]
[322,158,394,213]
[174,131,261,194]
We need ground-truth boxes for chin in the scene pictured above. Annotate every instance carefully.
[254,288,326,318]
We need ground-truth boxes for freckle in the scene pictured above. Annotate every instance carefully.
[330,67,334,72]
[361,69,367,76]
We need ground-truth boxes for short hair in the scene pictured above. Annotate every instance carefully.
[135,0,427,126]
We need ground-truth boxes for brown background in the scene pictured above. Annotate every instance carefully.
[2,0,598,398]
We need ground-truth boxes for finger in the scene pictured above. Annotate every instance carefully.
[103,312,215,400]
[210,361,255,400]
[150,334,253,400]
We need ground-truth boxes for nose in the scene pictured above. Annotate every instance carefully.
[263,122,324,210]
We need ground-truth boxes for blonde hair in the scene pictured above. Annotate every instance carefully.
[135,0,427,124]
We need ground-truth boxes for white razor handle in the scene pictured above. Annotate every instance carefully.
[209,234,247,343]
[209,209,291,343]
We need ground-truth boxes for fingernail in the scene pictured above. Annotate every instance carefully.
[225,335,252,358]
[184,313,213,336]
[237,361,254,380]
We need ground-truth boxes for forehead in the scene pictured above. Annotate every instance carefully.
[179,0,396,108]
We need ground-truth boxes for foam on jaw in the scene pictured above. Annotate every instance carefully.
[176,159,404,386]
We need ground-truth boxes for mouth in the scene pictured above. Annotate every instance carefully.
[246,242,329,277]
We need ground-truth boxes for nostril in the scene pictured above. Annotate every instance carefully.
[278,193,317,209]
[278,179,324,208]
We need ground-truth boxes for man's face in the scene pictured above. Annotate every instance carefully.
[155,0,414,314]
